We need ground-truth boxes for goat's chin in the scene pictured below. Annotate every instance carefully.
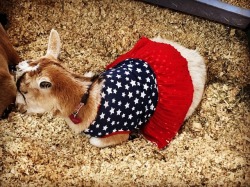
[26,106,47,115]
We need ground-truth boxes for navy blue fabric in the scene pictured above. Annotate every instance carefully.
[84,58,158,137]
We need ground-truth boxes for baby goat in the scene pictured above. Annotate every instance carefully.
[0,23,19,119]
[16,29,206,148]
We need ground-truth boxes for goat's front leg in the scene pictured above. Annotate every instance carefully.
[90,133,129,148]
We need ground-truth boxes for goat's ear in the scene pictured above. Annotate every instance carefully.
[37,77,52,89]
[45,29,61,59]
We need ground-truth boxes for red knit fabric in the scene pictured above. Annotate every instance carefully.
[106,37,194,149]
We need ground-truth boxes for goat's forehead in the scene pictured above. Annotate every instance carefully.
[18,60,40,72]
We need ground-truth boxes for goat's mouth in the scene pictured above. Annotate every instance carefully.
[15,103,28,114]
[0,103,16,119]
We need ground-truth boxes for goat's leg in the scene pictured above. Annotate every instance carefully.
[89,133,129,148]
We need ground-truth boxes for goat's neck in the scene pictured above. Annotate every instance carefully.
[58,74,103,133]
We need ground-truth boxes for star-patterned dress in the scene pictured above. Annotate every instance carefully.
[84,58,158,138]
[106,37,194,149]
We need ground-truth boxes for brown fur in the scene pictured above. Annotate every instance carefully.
[0,24,20,118]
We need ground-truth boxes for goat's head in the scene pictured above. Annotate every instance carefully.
[16,29,64,114]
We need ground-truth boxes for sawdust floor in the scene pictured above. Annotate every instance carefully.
[0,0,249,186]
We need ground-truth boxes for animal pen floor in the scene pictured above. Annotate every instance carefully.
[0,0,249,186]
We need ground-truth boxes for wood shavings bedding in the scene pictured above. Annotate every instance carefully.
[222,0,250,9]
[0,0,249,186]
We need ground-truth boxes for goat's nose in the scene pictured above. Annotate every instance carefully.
[15,102,27,114]
[0,103,16,119]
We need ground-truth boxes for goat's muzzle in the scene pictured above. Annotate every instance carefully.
[0,103,15,119]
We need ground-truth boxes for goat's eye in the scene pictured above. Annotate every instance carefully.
[39,81,52,89]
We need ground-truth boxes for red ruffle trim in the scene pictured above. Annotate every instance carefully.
[107,37,194,149]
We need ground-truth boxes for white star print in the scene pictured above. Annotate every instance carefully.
[150,104,155,110]
[103,125,108,131]
[117,109,121,115]
[101,92,106,98]
[104,101,109,108]
[100,113,105,119]
[85,59,158,139]
[116,81,122,88]
[125,84,129,90]
[143,84,149,90]
[136,68,142,73]
[134,98,139,104]
[141,91,146,98]
[125,102,130,108]
[110,107,115,114]
[107,87,112,94]
[130,80,136,87]
[128,92,133,98]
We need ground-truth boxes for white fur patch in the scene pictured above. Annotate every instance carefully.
[89,137,104,147]
[18,60,39,72]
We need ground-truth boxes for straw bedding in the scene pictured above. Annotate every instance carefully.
[0,0,249,186]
